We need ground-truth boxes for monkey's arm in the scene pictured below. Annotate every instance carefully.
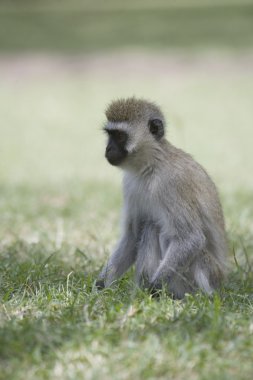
[96,223,137,288]
[151,229,206,288]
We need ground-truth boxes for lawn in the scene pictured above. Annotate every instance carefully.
[0,1,253,379]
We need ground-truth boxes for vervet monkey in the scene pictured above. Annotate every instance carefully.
[96,97,227,299]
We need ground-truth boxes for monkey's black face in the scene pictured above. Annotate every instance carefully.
[104,129,128,166]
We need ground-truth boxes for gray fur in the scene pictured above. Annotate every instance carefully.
[97,98,227,298]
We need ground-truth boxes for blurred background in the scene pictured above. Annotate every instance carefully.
[0,0,253,194]
[0,0,253,191]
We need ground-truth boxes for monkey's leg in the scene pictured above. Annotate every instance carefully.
[135,222,161,289]
[192,253,224,294]
[150,231,206,298]
[96,227,137,288]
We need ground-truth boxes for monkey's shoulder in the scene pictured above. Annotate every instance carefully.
[165,145,217,193]
[164,146,224,224]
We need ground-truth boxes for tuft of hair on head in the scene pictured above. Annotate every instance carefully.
[105,97,164,123]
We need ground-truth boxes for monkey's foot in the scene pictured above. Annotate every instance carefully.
[95,279,105,290]
[148,282,162,298]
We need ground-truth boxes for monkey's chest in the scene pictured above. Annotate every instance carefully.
[127,189,162,225]
[124,174,172,233]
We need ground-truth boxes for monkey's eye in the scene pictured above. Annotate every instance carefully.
[148,119,164,138]
[114,130,127,144]
[104,128,128,145]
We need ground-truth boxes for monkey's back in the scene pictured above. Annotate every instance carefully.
[163,142,223,221]
[161,141,227,272]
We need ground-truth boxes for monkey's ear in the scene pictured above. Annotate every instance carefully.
[148,119,164,140]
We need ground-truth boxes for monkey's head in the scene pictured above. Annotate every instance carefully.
[104,97,166,168]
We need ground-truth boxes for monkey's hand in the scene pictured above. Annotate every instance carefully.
[150,268,173,291]
[95,279,105,290]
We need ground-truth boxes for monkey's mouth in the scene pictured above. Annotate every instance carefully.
[105,149,128,166]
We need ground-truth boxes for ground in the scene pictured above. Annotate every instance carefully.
[0,1,253,379]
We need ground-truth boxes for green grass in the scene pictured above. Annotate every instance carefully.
[0,183,253,380]
[0,1,253,52]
